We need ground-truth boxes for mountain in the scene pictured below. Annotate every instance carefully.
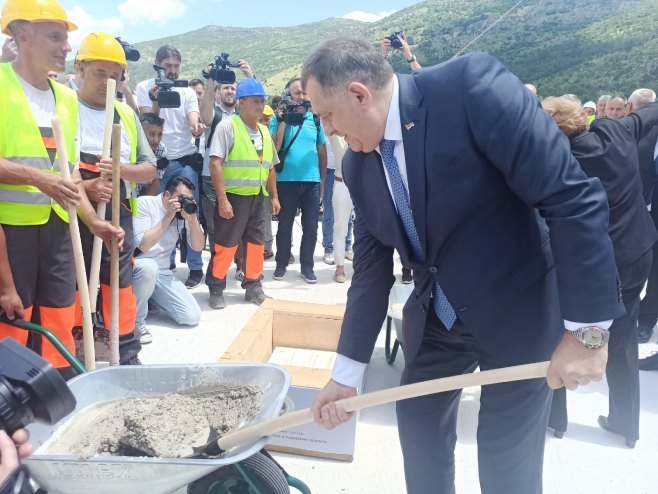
[120,0,658,102]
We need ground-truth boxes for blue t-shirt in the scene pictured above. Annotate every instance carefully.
[269,112,326,182]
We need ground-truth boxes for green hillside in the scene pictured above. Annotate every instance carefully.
[119,0,658,102]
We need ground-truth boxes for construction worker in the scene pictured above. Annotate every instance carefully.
[205,78,280,309]
[0,0,124,375]
[75,32,157,362]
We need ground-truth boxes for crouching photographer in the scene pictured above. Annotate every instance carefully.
[132,177,204,344]
[136,45,206,286]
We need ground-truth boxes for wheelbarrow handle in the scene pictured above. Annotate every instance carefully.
[216,361,551,452]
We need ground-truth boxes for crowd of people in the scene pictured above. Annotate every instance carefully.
[1,0,658,491]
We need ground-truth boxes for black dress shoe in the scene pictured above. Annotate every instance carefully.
[597,415,636,448]
[638,325,654,344]
[639,352,658,371]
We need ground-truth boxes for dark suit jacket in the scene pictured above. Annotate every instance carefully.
[636,125,658,203]
[569,104,658,286]
[339,53,624,366]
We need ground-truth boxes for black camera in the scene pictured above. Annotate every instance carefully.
[202,53,240,84]
[0,337,76,436]
[115,37,140,62]
[156,156,169,171]
[280,97,311,126]
[387,31,415,50]
[152,65,189,109]
[176,196,197,219]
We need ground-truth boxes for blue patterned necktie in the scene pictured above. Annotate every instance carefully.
[380,139,457,329]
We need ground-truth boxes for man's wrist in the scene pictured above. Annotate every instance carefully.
[406,55,417,63]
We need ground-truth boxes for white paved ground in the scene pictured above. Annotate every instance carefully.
[141,220,658,494]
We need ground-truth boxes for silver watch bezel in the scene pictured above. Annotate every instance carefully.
[572,326,609,349]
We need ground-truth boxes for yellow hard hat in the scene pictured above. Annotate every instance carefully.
[263,105,274,116]
[1,0,77,36]
[77,32,127,69]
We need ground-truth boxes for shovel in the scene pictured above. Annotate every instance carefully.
[188,360,551,458]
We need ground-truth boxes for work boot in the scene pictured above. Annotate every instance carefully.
[209,289,226,309]
[245,285,271,306]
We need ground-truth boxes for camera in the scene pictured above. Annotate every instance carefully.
[279,97,311,126]
[202,53,240,84]
[152,65,189,109]
[0,337,76,436]
[115,37,140,62]
[387,31,415,50]
[176,196,197,219]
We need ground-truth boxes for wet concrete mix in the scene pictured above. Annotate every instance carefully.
[47,384,264,458]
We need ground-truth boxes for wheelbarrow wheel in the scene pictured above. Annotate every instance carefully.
[187,451,290,494]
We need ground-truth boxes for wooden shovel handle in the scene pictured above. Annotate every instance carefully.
[216,361,550,452]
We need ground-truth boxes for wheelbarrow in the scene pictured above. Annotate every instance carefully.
[8,320,311,494]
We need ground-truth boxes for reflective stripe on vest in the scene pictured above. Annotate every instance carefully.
[0,63,78,226]
[224,116,273,196]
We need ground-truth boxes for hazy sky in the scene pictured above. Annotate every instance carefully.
[53,0,422,50]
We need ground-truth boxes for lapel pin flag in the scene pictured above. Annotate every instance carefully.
[405,122,415,131]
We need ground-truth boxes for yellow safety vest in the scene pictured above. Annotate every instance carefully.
[224,116,273,196]
[0,63,78,225]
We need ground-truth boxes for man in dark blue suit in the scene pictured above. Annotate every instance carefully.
[302,37,624,494]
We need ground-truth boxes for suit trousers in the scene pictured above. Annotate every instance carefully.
[549,250,651,441]
[638,198,658,328]
[397,309,552,494]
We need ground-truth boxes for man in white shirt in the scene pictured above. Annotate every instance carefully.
[132,176,204,340]
[136,45,206,288]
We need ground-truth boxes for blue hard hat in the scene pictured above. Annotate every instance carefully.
[236,78,269,99]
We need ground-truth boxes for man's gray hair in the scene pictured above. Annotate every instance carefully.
[302,36,393,94]
[628,88,656,110]
[598,94,611,103]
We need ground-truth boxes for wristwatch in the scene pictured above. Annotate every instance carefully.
[570,326,610,349]
[406,55,417,64]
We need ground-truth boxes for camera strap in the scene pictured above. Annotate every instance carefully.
[205,108,223,150]
[278,125,303,169]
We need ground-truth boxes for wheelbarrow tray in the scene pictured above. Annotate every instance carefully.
[24,363,291,494]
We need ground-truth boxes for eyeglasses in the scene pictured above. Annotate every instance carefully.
[140,113,165,126]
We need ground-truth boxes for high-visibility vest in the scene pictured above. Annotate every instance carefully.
[0,63,78,225]
[78,100,139,215]
[224,116,273,196]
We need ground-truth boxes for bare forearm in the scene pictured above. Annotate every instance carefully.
[318,145,327,182]
[200,80,216,125]
[139,216,172,252]
[0,158,40,186]
[187,216,205,251]
[123,91,139,114]
[267,168,278,200]
[73,169,100,226]
[274,123,286,151]
[210,158,227,201]
[120,163,156,183]
[0,228,16,292]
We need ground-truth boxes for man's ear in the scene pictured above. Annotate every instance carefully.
[347,82,372,107]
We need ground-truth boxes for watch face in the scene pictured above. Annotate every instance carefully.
[584,328,603,346]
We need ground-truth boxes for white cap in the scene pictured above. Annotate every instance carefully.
[584,101,596,110]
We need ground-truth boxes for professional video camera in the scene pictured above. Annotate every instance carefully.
[152,65,189,109]
[0,338,77,493]
[115,37,139,100]
[115,37,140,62]
[387,31,415,50]
[279,97,311,126]
[202,53,241,84]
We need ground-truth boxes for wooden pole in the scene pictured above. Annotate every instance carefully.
[214,361,551,452]
[88,78,116,314]
[51,118,96,371]
[109,124,122,366]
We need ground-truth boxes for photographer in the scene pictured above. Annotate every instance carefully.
[135,45,206,286]
[132,176,203,342]
[137,113,168,196]
[382,31,421,71]
[199,57,253,254]
[270,78,327,283]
